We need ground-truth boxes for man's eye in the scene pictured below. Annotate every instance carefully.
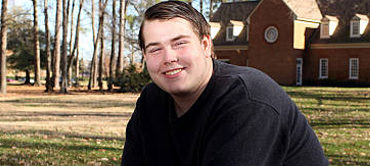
[148,48,161,54]
[174,41,187,48]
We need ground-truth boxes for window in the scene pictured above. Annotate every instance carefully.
[246,24,249,41]
[219,59,230,64]
[264,26,278,43]
[319,58,328,79]
[349,58,359,79]
[226,26,234,41]
[320,22,330,38]
[296,58,303,85]
[350,20,361,37]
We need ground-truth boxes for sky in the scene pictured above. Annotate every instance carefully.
[5,0,215,61]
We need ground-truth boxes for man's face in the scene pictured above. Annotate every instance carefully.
[142,17,213,97]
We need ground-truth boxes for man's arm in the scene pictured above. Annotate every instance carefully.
[201,101,328,166]
[121,108,145,166]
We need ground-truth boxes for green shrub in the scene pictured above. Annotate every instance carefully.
[117,64,151,92]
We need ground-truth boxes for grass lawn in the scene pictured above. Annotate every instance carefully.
[283,86,370,165]
[0,85,369,165]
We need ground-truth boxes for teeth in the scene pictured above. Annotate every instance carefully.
[165,69,182,75]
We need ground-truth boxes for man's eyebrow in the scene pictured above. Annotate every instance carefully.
[171,35,190,42]
[145,42,160,50]
[144,35,191,50]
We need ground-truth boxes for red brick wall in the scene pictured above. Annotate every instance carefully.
[304,48,370,84]
[213,0,370,85]
[215,50,248,66]
[247,0,301,85]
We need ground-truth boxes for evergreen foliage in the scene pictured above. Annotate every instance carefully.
[117,64,151,92]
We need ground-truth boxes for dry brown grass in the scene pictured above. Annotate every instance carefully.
[0,85,139,139]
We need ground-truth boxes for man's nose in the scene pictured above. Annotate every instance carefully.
[163,47,178,64]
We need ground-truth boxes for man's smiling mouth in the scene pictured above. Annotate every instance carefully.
[163,68,184,76]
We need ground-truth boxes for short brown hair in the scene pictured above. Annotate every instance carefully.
[138,1,210,51]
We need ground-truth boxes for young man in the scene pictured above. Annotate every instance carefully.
[122,1,328,166]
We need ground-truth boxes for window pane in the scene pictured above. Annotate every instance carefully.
[322,23,329,36]
[320,59,328,78]
[350,58,359,79]
[352,22,360,35]
[227,27,233,40]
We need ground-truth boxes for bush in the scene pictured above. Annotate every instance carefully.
[117,64,151,92]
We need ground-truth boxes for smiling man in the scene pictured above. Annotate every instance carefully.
[121,1,328,166]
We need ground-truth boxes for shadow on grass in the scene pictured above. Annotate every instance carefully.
[311,123,370,129]
[300,107,370,113]
[0,111,133,119]
[310,119,370,129]
[0,136,123,165]
[327,154,370,166]
[0,98,136,109]
[0,137,123,151]
[1,130,126,142]
[287,91,370,103]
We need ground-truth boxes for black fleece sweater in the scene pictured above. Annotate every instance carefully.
[122,60,328,166]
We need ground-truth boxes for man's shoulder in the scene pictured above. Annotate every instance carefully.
[214,60,294,115]
[137,83,168,107]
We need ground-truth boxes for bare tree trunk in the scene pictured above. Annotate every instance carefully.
[88,0,97,90]
[91,0,96,44]
[53,0,62,89]
[24,70,31,85]
[68,0,76,87]
[116,0,128,79]
[33,0,41,86]
[0,0,8,94]
[209,0,213,20]
[67,0,84,87]
[60,0,71,93]
[88,0,108,90]
[98,0,105,91]
[44,0,53,92]
[108,0,116,91]
[98,31,105,91]
[200,0,203,14]
[75,47,79,86]
[91,0,98,87]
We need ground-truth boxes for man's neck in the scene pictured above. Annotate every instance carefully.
[171,59,214,117]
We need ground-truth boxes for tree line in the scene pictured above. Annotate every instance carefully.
[0,0,230,94]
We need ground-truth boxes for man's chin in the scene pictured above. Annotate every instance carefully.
[162,86,191,97]
[167,88,188,96]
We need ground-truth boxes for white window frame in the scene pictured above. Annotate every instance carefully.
[349,58,359,79]
[350,20,361,38]
[226,26,234,41]
[319,58,328,79]
[320,21,330,39]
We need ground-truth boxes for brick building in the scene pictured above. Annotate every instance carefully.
[211,0,370,86]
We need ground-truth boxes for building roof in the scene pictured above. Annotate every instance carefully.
[210,1,259,23]
[283,0,322,21]
[323,15,339,22]
[311,0,370,44]
[211,1,259,46]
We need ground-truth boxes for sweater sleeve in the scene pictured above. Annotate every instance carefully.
[201,101,285,166]
[121,102,146,166]
[201,100,328,166]
[283,104,328,166]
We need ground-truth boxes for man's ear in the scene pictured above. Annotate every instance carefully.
[201,35,213,58]
[142,49,147,61]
